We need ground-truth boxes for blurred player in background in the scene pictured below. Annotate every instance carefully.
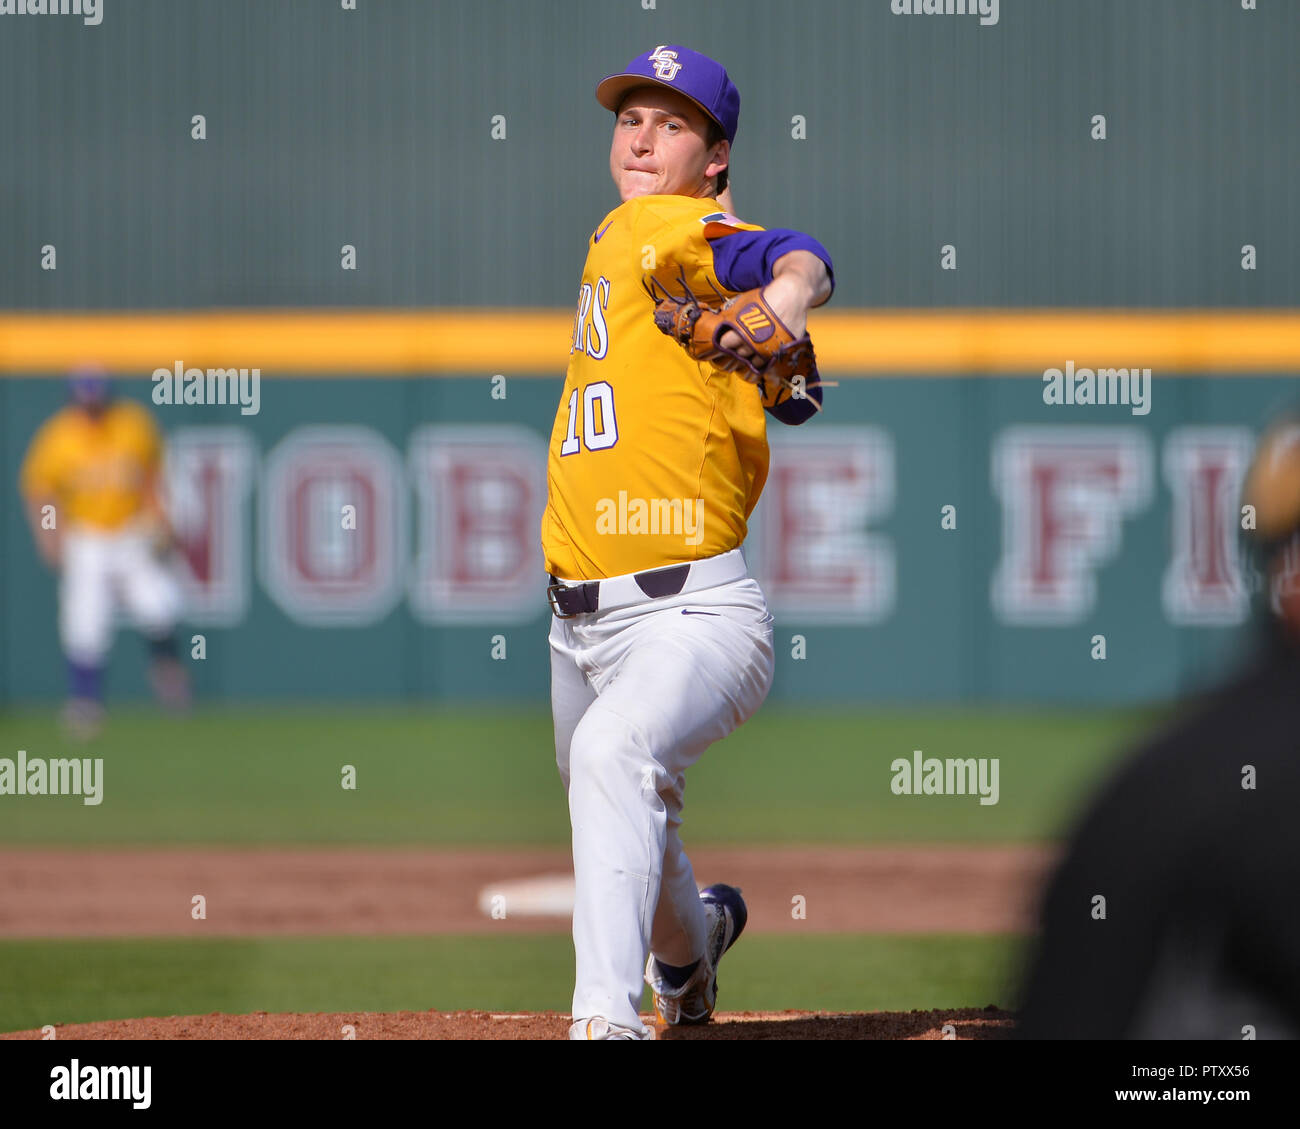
[19,367,190,739]
[1017,413,1300,1039]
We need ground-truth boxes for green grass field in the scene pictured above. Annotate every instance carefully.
[0,704,1153,1031]
[0,704,1156,844]
[0,935,1027,1033]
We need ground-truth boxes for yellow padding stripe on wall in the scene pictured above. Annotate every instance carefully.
[1,309,1298,374]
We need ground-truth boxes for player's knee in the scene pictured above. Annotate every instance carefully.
[567,706,654,791]
[60,616,110,667]
[134,599,180,637]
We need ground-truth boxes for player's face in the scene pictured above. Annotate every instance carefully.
[610,88,729,202]
[73,394,109,420]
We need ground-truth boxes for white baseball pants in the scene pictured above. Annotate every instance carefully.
[59,526,183,665]
[549,549,775,1035]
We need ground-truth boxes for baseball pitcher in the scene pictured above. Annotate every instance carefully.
[19,368,190,739]
[544,45,834,1040]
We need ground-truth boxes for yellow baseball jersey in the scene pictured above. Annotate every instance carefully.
[19,400,162,532]
[542,194,772,580]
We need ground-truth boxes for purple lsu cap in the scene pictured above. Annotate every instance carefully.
[69,363,110,404]
[596,45,740,144]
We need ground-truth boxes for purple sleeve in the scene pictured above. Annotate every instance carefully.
[764,379,823,426]
[709,229,835,296]
[710,229,831,425]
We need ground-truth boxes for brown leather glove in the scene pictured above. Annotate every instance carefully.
[649,278,821,405]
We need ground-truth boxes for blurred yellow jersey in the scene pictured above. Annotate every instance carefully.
[542,194,771,580]
[19,400,162,532]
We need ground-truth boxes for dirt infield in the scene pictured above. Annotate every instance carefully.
[0,1007,1015,1040]
[0,844,1052,936]
[1,845,1038,1039]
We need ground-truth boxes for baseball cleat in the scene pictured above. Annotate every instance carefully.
[148,657,193,714]
[60,698,105,742]
[568,1016,647,1040]
[645,883,747,1026]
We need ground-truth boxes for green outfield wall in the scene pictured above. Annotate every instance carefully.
[3,373,1296,706]
[3,0,1297,705]
[0,0,1295,312]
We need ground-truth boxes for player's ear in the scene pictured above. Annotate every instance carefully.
[705,139,729,180]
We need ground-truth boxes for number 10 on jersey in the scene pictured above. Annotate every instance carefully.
[560,381,619,455]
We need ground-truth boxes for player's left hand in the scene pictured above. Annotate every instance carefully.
[145,518,178,561]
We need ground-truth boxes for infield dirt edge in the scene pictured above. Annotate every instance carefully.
[0,1007,1016,1041]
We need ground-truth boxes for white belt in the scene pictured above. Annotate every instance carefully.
[547,549,748,618]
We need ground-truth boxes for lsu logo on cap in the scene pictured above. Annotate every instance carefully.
[737,303,774,343]
[649,45,682,81]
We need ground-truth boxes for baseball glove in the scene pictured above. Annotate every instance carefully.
[645,271,823,408]
[145,518,178,562]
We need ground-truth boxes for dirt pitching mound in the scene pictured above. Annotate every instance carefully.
[1,1007,1014,1041]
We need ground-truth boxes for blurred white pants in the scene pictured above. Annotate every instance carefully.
[549,552,774,1035]
[59,525,183,666]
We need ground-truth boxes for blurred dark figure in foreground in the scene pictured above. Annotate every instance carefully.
[1018,415,1300,1039]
